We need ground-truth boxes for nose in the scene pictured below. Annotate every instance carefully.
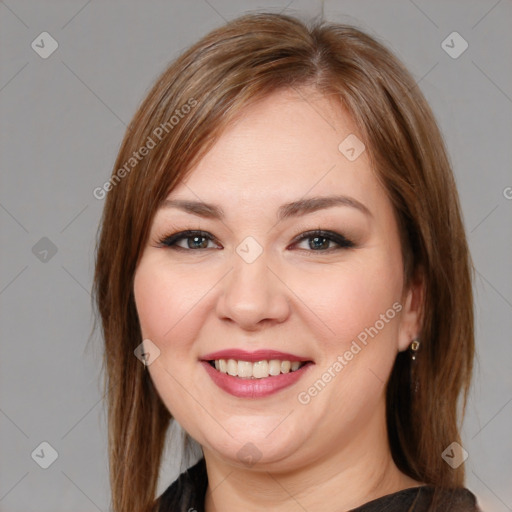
[215,248,290,331]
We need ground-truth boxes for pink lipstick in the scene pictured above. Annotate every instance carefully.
[200,349,314,399]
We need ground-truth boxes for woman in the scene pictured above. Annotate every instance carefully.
[93,12,480,512]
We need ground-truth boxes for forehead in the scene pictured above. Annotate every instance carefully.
[165,88,383,214]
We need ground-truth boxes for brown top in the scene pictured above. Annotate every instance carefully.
[157,457,481,512]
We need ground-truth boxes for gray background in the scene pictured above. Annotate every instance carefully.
[1,0,511,510]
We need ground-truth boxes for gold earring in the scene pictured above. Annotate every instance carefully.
[410,339,420,360]
[410,339,421,394]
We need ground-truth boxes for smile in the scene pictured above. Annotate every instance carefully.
[208,358,307,379]
[200,349,314,398]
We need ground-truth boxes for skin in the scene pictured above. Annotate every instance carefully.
[134,87,424,512]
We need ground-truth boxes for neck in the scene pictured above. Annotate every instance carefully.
[203,401,421,512]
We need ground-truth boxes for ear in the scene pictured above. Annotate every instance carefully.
[397,269,424,352]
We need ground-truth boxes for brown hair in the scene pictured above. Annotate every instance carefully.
[93,12,474,512]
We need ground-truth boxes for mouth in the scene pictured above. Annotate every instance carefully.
[206,358,311,379]
[199,349,314,397]
[200,349,313,379]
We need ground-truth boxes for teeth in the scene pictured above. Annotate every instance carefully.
[211,358,306,379]
[238,360,253,378]
[269,360,281,376]
[290,361,301,371]
[281,360,291,373]
[253,360,269,378]
[227,359,238,376]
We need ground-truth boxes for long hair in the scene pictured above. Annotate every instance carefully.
[92,12,474,512]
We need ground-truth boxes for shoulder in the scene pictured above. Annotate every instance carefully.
[156,457,207,512]
[154,461,482,512]
[350,485,482,512]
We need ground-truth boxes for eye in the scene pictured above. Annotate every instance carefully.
[158,230,221,250]
[291,230,355,252]
[157,229,355,252]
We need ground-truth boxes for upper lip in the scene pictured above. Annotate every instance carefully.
[201,349,312,363]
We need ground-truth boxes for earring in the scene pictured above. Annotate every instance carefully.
[409,338,420,394]
[410,339,420,360]
[141,350,149,370]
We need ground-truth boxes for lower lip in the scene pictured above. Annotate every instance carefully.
[201,361,313,399]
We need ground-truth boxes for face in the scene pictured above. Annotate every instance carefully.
[134,88,421,471]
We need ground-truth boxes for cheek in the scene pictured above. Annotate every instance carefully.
[299,262,403,410]
[133,263,170,340]
[134,258,190,345]
[133,255,223,355]
[133,258,208,418]
[300,255,403,350]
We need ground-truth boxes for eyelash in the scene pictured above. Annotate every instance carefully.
[156,229,355,253]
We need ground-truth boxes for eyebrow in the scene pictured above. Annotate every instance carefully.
[160,195,372,220]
